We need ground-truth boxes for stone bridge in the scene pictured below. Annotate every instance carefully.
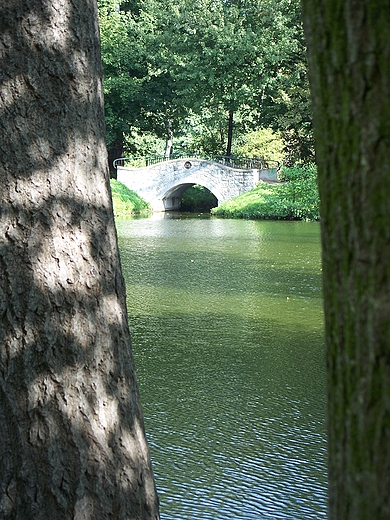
[116,157,278,212]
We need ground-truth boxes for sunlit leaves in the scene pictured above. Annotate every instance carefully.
[98,0,313,162]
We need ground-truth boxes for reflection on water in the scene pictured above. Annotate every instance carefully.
[117,216,327,519]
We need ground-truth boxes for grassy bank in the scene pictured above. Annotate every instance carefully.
[110,179,151,218]
[211,164,320,221]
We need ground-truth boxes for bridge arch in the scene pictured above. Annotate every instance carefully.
[116,157,278,212]
[161,182,220,211]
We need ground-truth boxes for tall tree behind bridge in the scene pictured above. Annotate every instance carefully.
[0,1,159,518]
[302,1,390,518]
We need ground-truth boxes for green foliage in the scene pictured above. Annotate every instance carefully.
[256,0,314,164]
[99,1,147,148]
[124,130,165,157]
[110,179,151,217]
[234,128,285,163]
[98,0,313,162]
[180,185,218,212]
[173,111,228,156]
[211,163,319,220]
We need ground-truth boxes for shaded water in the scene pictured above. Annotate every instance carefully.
[117,215,327,519]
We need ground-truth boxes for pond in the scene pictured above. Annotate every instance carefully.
[116,214,327,519]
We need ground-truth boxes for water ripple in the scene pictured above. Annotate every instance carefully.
[118,218,327,519]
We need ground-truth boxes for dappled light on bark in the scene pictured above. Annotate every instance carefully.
[0,0,159,518]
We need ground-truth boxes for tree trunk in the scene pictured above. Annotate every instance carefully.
[108,138,124,179]
[164,119,173,159]
[0,1,159,519]
[302,1,390,519]
[226,110,234,158]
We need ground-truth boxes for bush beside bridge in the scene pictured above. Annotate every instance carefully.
[110,179,151,217]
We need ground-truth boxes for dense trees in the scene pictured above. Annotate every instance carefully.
[98,0,314,165]
[0,1,159,518]
[302,1,390,518]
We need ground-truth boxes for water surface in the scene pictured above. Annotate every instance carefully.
[117,215,327,519]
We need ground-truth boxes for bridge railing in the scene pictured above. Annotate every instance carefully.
[113,154,280,171]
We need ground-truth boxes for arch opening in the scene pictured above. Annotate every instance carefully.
[180,185,218,212]
[162,183,218,212]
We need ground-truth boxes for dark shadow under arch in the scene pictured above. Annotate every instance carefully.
[162,183,219,211]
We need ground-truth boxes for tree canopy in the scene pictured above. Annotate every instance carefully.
[98,0,314,165]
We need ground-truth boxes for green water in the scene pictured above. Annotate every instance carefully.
[117,215,327,519]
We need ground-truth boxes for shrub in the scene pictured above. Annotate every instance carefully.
[211,164,320,221]
[110,179,151,218]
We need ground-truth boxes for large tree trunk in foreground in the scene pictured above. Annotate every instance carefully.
[302,2,390,519]
[0,1,159,518]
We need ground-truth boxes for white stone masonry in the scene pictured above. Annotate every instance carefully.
[117,158,278,211]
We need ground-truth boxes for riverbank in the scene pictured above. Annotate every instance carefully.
[110,179,151,218]
[211,164,320,221]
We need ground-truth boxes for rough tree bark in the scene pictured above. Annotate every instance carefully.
[301,1,390,519]
[0,1,159,518]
